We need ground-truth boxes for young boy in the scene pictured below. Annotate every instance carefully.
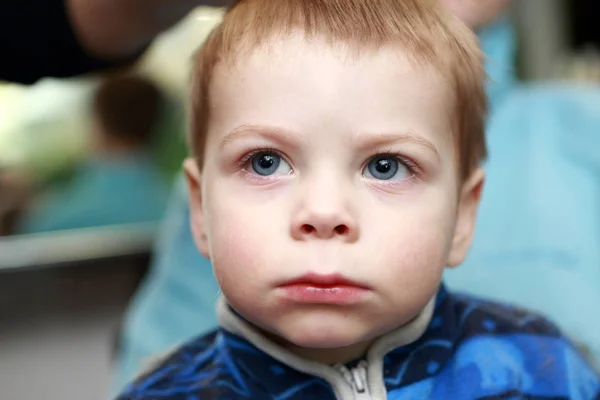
[117,0,600,399]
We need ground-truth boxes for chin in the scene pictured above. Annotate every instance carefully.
[284,330,358,349]
[274,313,376,349]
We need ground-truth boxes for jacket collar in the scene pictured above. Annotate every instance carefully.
[216,285,455,398]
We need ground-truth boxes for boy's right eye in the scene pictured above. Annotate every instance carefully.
[248,151,293,176]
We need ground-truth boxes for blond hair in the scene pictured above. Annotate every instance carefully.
[190,0,487,181]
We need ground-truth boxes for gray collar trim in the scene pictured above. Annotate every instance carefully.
[217,293,437,400]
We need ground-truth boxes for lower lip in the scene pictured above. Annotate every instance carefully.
[278,284,368,305]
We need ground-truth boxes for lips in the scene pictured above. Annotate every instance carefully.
[277,273,369,305]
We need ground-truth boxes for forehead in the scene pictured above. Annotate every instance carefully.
[207,34,456,154]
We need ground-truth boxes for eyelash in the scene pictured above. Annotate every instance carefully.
[366,150,421,177]
[237,147,421,177]
[237,146,283,171]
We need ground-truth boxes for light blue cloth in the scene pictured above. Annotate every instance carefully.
[113,177,220,391]
[17,153,169,233]
[445,83,600,368]
[479,16,516,112]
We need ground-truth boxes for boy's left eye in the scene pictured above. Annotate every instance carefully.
[363,156,411,181]
[248,151,292,176]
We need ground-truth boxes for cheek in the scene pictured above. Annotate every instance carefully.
[203,188,281,294]
[376,228,451,320]
[368,194,457,284]
[374,227,449,282]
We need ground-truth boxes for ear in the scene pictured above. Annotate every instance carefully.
[447,168,485,267]
[183,158,211,259]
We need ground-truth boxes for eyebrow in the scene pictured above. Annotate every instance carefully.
[221,124,440,159]
[220,124,301,149]
[353,132,440,160]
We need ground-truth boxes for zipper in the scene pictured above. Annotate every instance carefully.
[336,360,372,400]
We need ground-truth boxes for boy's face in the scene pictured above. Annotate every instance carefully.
[186,35,483,355]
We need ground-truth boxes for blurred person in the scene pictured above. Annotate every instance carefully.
[113,0,519,390]
[16,75,169,233]
[445,83,600,370]
[442,0,511,30]
[117,1,599,399]
[437,0,600,373]
[1,0,231,85]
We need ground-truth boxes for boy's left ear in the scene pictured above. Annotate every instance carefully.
[447,168,485,267]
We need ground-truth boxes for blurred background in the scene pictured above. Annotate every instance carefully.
[1,1,599,399]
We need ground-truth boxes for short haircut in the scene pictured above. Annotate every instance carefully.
[190,0,487,181]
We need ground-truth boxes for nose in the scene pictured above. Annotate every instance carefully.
[290,180,359,242]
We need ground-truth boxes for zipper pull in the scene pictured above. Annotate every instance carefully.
[336,361,372,399]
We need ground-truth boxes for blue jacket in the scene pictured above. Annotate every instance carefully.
[117,286,600,399]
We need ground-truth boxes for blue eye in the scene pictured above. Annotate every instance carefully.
[250,152,292,176]
[363,156,409,180]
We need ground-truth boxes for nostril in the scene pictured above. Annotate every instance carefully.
[334,225,348,235]
[301,224,315,235]
[298,224,350,237]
